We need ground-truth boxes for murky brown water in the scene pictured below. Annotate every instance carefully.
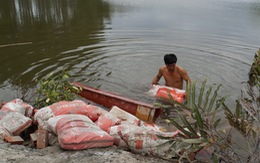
[0,0,259,108]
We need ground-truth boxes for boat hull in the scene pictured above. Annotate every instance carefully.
[71,82,162,123]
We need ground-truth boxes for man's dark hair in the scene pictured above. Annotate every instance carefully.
[164,53,177,64]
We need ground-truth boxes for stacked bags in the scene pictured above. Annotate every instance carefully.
[33,100,107,129]
[33,100,114,150]
[108,124,181,159]
[0,99,34,139]
[47,114,114,150]
[96,106,181,159]
[0,98,183,160]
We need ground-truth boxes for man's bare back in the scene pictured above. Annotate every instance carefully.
[152,54,191,90]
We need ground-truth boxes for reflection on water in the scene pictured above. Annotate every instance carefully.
[0,0,259,107]
[0,0,111,88]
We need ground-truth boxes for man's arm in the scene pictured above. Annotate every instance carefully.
[152,69,163,85]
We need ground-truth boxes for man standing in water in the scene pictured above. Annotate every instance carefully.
[152,53,191,90]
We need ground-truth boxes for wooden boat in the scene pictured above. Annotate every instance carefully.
[71,82,162,123]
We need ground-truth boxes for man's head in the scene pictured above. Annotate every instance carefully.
[164,53,177,64]
[164,54,177,72]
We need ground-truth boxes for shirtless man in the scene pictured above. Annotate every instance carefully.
[152,53,191,90]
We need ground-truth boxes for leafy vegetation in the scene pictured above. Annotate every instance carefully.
[33,70,81,109]
[157,49,260,162]
[157,80,230,162]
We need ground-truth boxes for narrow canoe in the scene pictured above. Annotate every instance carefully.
[71,82,162,123]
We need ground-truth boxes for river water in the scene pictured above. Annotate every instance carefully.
[0,0,259,108]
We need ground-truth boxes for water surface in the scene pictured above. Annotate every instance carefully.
[0,0,259,108]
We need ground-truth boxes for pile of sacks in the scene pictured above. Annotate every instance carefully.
[0,99,182,159]
[0,99,34,140]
